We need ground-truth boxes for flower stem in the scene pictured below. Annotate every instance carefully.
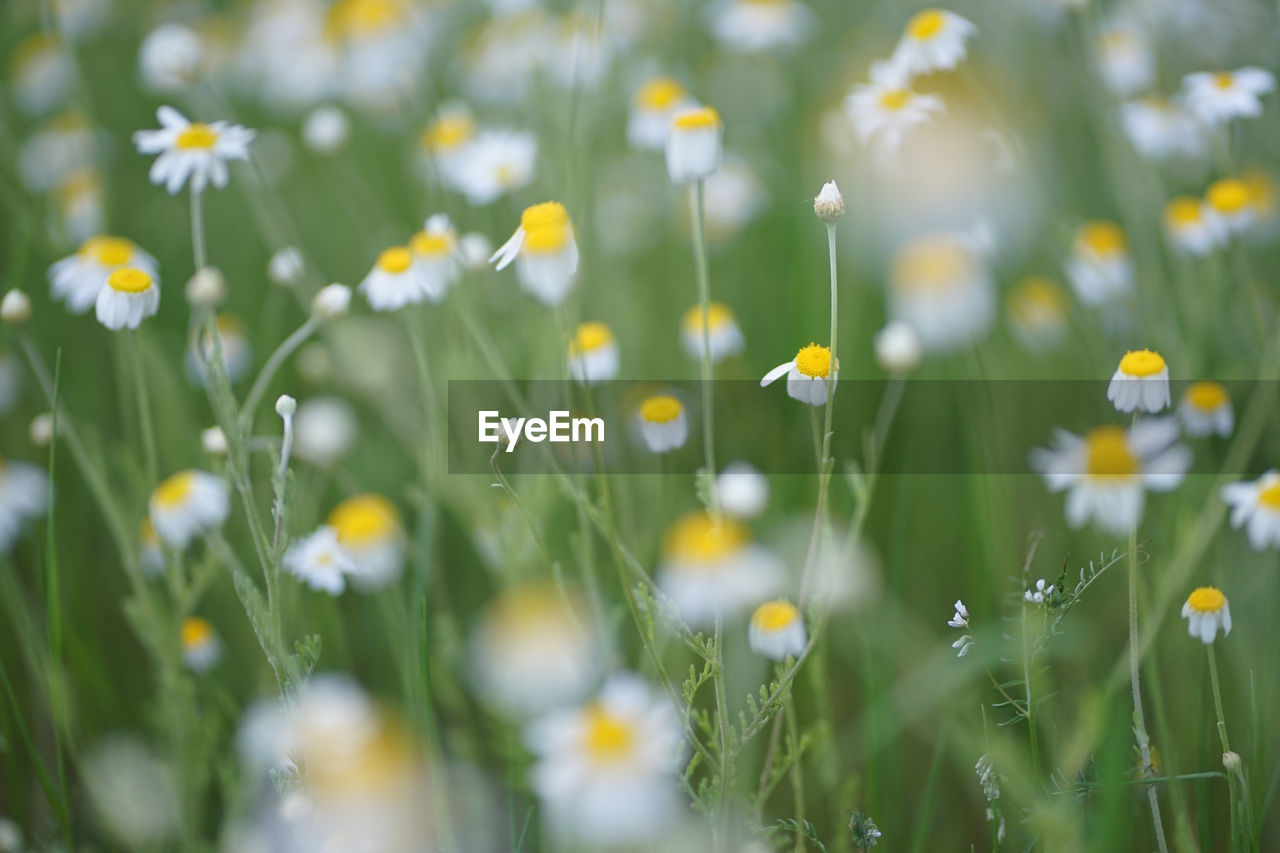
[713,615,732,849]
[190,188,207,270]
[1021,602,1042,786]
[1128,528,1169,853]
[127,330,158,486]
[1207,645,1230,753]
[691,180,717,504]
[240,317,318,424]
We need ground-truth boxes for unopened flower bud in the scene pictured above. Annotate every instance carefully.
[268,247,304,287]
[1223,750,1242,773]
[311,283,350,319]
[185,267,226,308]
[275,394,297,417]
[814,180,845,222]
[29,413,54,447]
[1,290,31,325]
[201,426,228,455]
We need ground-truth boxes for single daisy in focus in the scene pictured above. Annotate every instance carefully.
[714,461,769,518]
[1178,381,1233,437]
[666,106,723,184]
[636,394,688,454]
[761,343,837,406]
[284,526,358,595]
[49,236,158,314]
[1107,349,1170,413]
[1181,587,1231,644]
[326,493,406,588]
[186,314,252,385]
[139,517,165,576]
[524,675,682,847]
[1163,196,1224,256]
[133,106,255,194]
[149,470,230,550]
[490,202,580,306]
[567,321,619,385]
[181,617,222,672]
[657,510,782,626]
[1181,68,1275,127]
[706,0,815,53]
[1205,178,1254,235]
[410,214,461,302]
[1221,471,1280,550]
[748,600,807,660]
[1006,275,1070,351]
[845,61,944,154]
[96,268,160,331]
[889,231,995,353]
[1030,420,1190,536]
[627,76,694,151]
[1065,220,1132,306]
[359,245,424,312]
[890,8,977,76]
[681,302,744,363]
[0,458,49,553]
[452,129,537,206]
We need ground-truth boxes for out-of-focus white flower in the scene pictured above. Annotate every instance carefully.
[681,302,744,363]
[1181,587,1231,644]
[1,291,30,326]
[636,395,688,454]
[139,24,203,93]
[1164,196,1224,256]
[701,158,768,241]
[666,106,723,184]
[1096,24,1153,97]
[359,246,423,312]
[1120,97,1207,162]
[268,247,305,286]
[1178,381,1233,437]
[0,815,22,851]
[1065,220,1132,306]
[874,320,923,373]
[1181,68,1275,127]
[18,110,96,192]
[761,343,837,406]
[458,233,493,270]
[294,396,357,466]
[1107,349,1170,413]
[657,511,782,626]
[890,8,977,76]
[148,470,229,549]
[55,0,112,41]
[714,461,769,519]
[1221,470,1280,550]
[1030,419,1190,536]
[421,103,476,184]
[0,459,49,553]
[96,268,160,331]
[199,426,227,456]
[628,77,695,150]
[325,0,434,112]
[707,0,815,53]
[133,106,255,194]
[82,737,178,847]
[187,314,252,385]
[326,493,405,588]
[845,60,945,154]
[748,600,807,660]
[947,599,969,628]
[11,33,74,115]
[1006,276,1070,351]
[49,235,158,314]
[409,214,461,302]
[311,283,351,318]
[1023,578,1055,604]
[301,105,349,153]
[525,675,682,847]
[184,266,226,309]
[451,129,537,206]
[889,232,994,353]
[284,526,359,595]
[1242,170,1278,240]
[181,616,222,671]
[1206,177,1254,235]
[29,413,54,447]
[52,167,105,243]
[567,322,620,385]
[490,202,580,306]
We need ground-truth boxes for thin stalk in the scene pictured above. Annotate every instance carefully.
[1021,602,1042,786]
[713,615,732,850]
[691,180,717,503]
[1207,645,1230,753]
[190,188,207,270]
[1129,527,1169,853]
[1208,645,1256,852]
[240,317,318,423]
[127,330,158,485]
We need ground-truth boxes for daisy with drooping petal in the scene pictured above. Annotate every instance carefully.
[1221,471,1280,550]
[567,322,620,385]
[451,129,537,206]
[637,395,688,454]
[681,302,744,363]
[1107,349,1170,413]
[1181,587,1231,644]
[1065,220,1133,306]
[628,77,695,151]
[666,106,723,184]
[525,674,682,847]
[1030,419,1191,536]
[1007,276,1070,351]
[359,246,423,312]
[714,461,768,518]
[148,470,230,549]
[890,8,977,76]
[410,214,462,302]
[761,343,837,406]
[490,202,580,306]
[284,526,359,595]
[96,268,160,331]
[181,617,222,672]
[1205,178,1254,235]
[1120,97,1207,162]
[1163,197,1224,256]
[845,60,945,154]
[133,106,255,195]
[326,493,405,588]
[0,458,49,554]
[1181,68,1275,127]
[1179,381,1233,437]
[657,511,783,626]
[889,231,995,353]
[49,236,158,314]
[707,0,816,53]
[748,600,807,660]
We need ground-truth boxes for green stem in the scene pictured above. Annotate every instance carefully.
[1021,601,1042,786]
[1207,645,1230,753]
[1129,527,1169,853]
[190,188,207,270]
[713,615,732,850]
[240,317,318,424]
[691,180,717,503]
[127,330,158,486]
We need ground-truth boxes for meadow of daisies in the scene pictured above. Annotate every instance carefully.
[3,0,1280,850]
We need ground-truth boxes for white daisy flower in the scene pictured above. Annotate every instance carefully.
[1221,470,1280,550]
[890,8,977,77]
[707,0,816,53]
[0,459,49,553]
[180,617,222,672]
[409,215,462,303]
[451,129,537,206]
[845,60,945,154]
[657,511,783,627]
[761,343,837,406]
[1096,24,1154,98]
[326,493,405,589]
[11,33,74,116]
[311,283,352,318]
[284,526,358,595]
[49,236,158,314]
[1178,381,1233,438]
[301,105,349,154]
[1180,68,1275,127]
[293,397,358,466]
[636,395,688,454]
[1065,220,1133,306]
[874,320,924,373]
[358,246,423,312]
[96,268,160,331]
[1181,587,1231,644]
[681,301,744,363]
[567,322,620,385]
[748,600,807,660]
[18,110,96,193]
[1107,349,1170,413]
[421,104,477,189]
[490,202,580,306]
[1164,196,1225,256]
[1120,97,1207,162]
[1205,178,1254,235]
[1023,578,1055,604]
[889,231,995,353]
[525,675,682,847]
[713,461,769,519]
[186,314,252,386]
[138,23,203,94]
[1030,419,1191,536]
[947,599,969,628]
[139,517,165,576]
[133,106,255,195]
[666,106,723,185]
[1006,276,1070,351]
[148,470,230,550]
[628,77,695,151]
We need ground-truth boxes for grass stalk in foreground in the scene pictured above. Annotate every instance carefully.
[1207,645,1256,852]
[1128,527,1169,853]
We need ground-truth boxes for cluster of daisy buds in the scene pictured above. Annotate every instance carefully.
[947,599,973,657]
[1023,578,1055,604]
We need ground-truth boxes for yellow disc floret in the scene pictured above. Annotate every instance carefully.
[521,201,571,232]
[1185,381,1228,411]
[1079,221,1127,256]
[582,706,635,763]
[1165,197,1204,228]
[1008,276,1067,324]
[636,77,685,111]
[176,123,219,150]
[410,231,451,257]
[328,494,401,545]
[664,511,747,563]
[908,9,946,40]
[1258,480,1280,509]
[682,302,734,334]
[569,322,614,355]
[673,107,721,131]
[376,246,413,274]
[1084,426,1137,479]
[1185,586,1226,613]
[1206,179,1250,215]
[423,113,474,151]
[85,236,134,267]
[107,268,153,294]
[522,223,571,254]
[878,89,911,111]
[181,616,215,649]
[1118,349,1166,377]
[793,343,833,379]
[153,471,196,509]
[640,395,683,423]
[751,600,799,633]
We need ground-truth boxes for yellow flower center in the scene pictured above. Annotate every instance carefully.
[1079,221,1126,257]
[569,322,614,355]
[1186,586,1226,613]
[1185,381,1227,411]
[682,302,734,334]
[1213,72,1235,90]
[1207,179,1250,215]
[1118,348,1166,377]
[908,9,946,40]
[664,511,748,562]
[1084,426,1137,479]
[637,77,685,111]
[423,113,474,151]
[794,343,833,378]
[176,123,218,150]
[1165,197,1204,228]
[751,600,799,633]
[640,395,683,423]
[376,247,413,274]
[1008,276,1067,323]
[878,88,911,111]
[154,471,196,509]
[328,494,400,545]
[522,223,571,253]
[582,706,634,763]
[410,232,451,257]
[86,236,134,267]
[181,617,214,649]
[1258,481,1280,509]
[326,0,402,39]
[673,106,721,130]
[521,201,571,231]
[893,238,972,290]
[107,268,153,293]
[487,584,573,634]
